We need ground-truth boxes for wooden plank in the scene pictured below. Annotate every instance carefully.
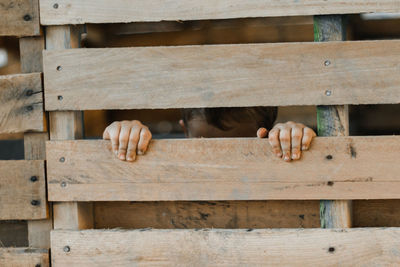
[354,200,400,227]
[39,0,400,25]
[94,201,320,229]
[51,228,400,266]
[0,73,43,133]
[47,136,400,201]
[0,248,49,267]
[45,25,94,231]
[43,40,400,110]
[0,0,40,36]
[0,160,46,220]
[314,15,352,228]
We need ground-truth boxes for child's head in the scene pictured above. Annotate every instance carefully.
[179,107,277,138]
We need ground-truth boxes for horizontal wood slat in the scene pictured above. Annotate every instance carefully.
[43,40,400,110]
[0,0,40,36]
[0,248,49,267]
[0,160,47,220]
[39,0,400,25]
[51,228,400,266]
[0,73,43,134]
[47,136,400,201]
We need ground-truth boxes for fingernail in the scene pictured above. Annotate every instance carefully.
[126,157,133,162]
[284,155,290,161]
[276,152,282,157]
[137,150,144,155]
[292,153,299,160]
[302,145,308,151]
[119,154,125,160]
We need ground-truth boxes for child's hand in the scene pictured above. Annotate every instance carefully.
[257,121,316,162]
[103,120,152,162]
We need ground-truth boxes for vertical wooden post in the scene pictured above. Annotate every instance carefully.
[19,36,53,248]
[45,25,94,231]
[314,15,352,228]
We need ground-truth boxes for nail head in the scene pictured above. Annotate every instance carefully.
[56,66,62,71]
[53,3,59,9]
[325,90,332,96]
[59,157,65,163]
[58,95,63,101]
[324,60,331,66]
[31,200,40,206]
[326,155,333,160]
[63,246,70,253]
[327,181,334,186]
[26,89,33,96]
[30,176,38,182]
[23,14,32,21]
[61,182,67,188]
[328,247,335,253]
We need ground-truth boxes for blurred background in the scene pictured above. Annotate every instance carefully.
[1,14,400,160]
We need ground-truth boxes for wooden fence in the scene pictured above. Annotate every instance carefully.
[1,0,400,266]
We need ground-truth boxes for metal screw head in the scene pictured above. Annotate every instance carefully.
[61,181,67,188]
[63,246,71,253]
[326,155,333,160]
[325,90,332,96]
[59,157,65,163]
[327,181,334,186]
[23,14,32,21]
[26,89,33,96]
[56,66,62,71]
[53,3,59,9]
[30,176,38,182]
[31,200,40,206]
[328,247,335,253]
[324,60,331,66]
[58,95,63,101]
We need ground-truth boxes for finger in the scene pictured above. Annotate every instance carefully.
[268,128,282,157]
[126,128,140,162]
[257,127,268,138]
[291,127,303,160]
[118,125,131,161]
[301,127,316,151]
[108,125,121,156]
[137,127,152,155]
[279,127,292,162]
[103,127,110,139]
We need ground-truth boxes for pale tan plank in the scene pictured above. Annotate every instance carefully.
[46,25,94,231]
[94,201,320,229]
[0,0,40,36]
[0,248,49,267]
[0,73,43,134]
[43,40,400,110]
[0,160,46,220]
[47,136,400,201]
[51,228,400,266]
[39,0,400,25]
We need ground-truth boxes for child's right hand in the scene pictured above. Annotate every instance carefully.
[103,120,152,162]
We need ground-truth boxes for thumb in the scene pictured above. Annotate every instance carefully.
[257,127,268,138]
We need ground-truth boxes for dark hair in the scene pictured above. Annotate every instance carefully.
[181,107,278,131]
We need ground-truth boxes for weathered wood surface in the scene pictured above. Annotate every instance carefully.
[0,160,46,219]
[43,40,400,110]
[94,201,320,229]
[353,200,400,227]
[46,25,95,231]
[0,73,43,133]
[0,248,49,267]
[39,0,400,25]
[315,15,352,228]
[47,136,400,201]
[0,0,40,36]
[51,228,400,266]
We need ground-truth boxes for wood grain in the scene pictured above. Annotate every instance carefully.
[0,0,40,36]
[0,160,46,220]
[0,73,43,133]
[51,228,400,266]
[47,136,400,201]
[0,248,49,267]
[43,40,400,110]
[39,0,400,25]
[94,201,320,229]
[315,15,352,228]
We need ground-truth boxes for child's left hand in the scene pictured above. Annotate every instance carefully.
[257,121,316,162]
